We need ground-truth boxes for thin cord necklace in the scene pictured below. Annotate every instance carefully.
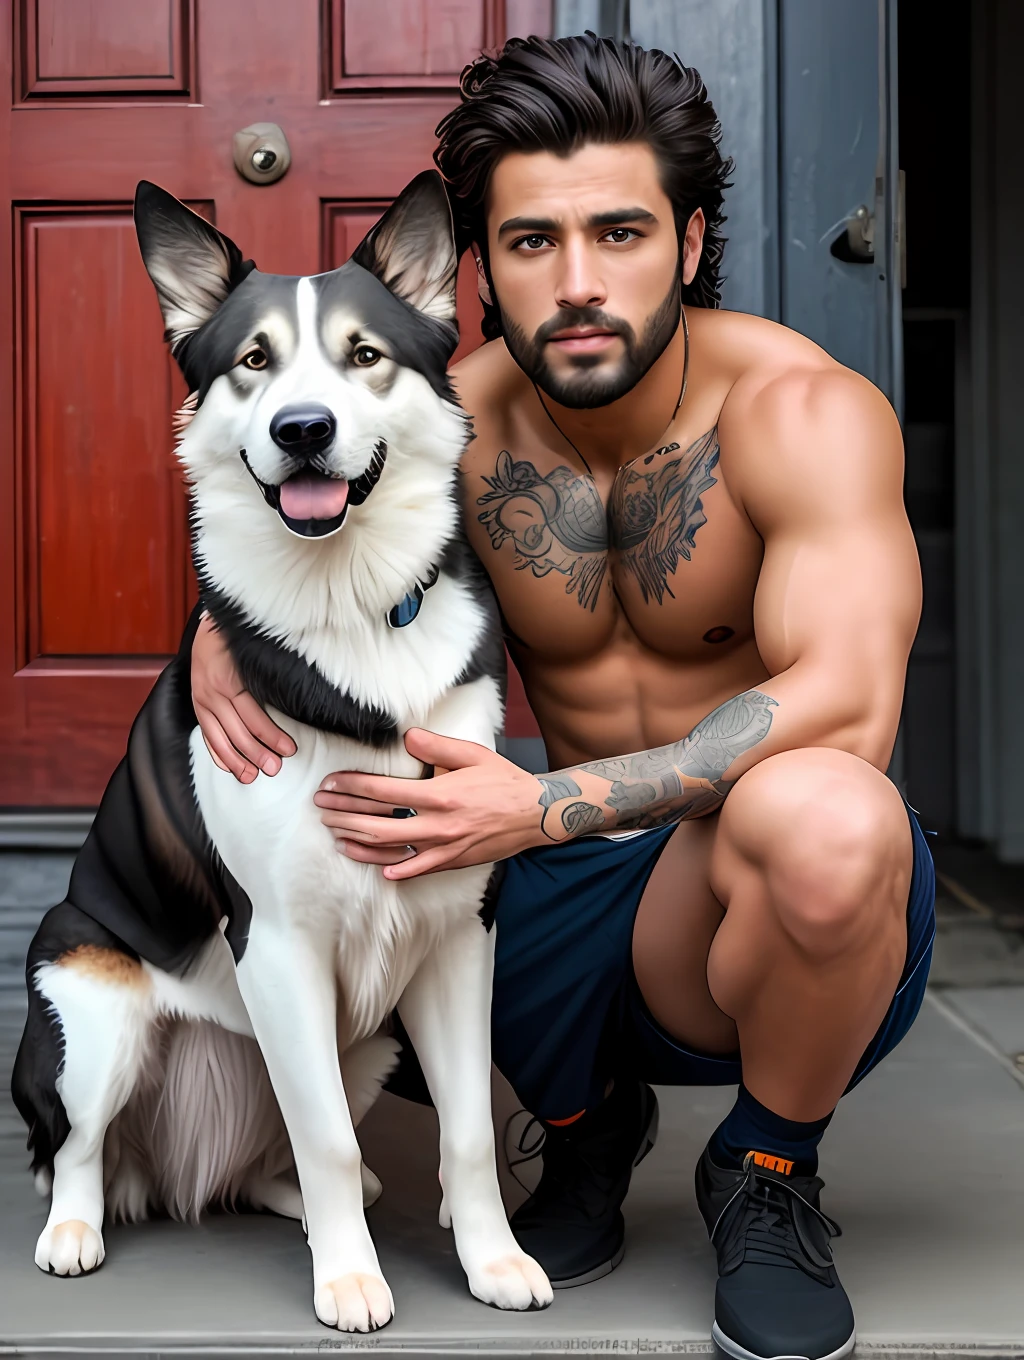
[532,305,690,478]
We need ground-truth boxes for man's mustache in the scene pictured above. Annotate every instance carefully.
[534,307,635,347]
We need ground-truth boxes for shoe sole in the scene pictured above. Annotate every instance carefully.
[550,1238,626,1290]
[549,1089,660,1290]
[711,1320,856,1360]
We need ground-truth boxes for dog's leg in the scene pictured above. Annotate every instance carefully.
[243,1166,379,1218]
[398,918,553,1311]
[244,1171,304,1220]
[32,954,153,1276]
[341,1033,400,1209]
[234,921,393,1332]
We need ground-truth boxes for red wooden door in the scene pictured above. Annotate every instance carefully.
[0,0,547,808]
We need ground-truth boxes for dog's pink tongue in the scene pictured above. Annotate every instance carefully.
[279,473,349,521]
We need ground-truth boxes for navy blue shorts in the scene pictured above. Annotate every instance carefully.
[489,800,936,1122]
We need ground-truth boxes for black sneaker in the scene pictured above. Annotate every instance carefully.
[695,1146,855,1360]
[507,1080,659,1287]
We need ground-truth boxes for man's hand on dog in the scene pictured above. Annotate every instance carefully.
[314,729,549,878]
[191,620,548,876]
[192,613,296,782]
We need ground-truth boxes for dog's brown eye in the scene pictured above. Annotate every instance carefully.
[242,347,268,371]
[353,345,381,368]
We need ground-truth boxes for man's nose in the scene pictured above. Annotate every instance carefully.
[269,403,336,458]
[554,240,606,311]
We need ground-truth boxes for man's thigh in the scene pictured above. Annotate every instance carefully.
[631,813,739,1056]
[631,747,914,1059]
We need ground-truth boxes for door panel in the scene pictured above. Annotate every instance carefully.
[19,209,190,660]
[0,0,551,806]
[18,0,193,98]
[328,0,502,90]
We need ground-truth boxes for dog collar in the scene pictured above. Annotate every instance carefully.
[387,562,440,629]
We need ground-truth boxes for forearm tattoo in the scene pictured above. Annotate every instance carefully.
[537,689,778,841]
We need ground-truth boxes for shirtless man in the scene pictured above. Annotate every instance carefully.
[190,34,935,1360]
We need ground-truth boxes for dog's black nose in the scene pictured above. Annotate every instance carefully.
[269,403,337,457]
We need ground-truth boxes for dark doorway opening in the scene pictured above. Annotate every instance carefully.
[898,1,968,835]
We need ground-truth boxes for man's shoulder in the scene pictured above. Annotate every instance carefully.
[698,311,901,525]
[449,339,523,420]
[700,309,894,450]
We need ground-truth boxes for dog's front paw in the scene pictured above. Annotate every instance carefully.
[314,1272,394,1332]
[35,1220,105,1277]
[467,1251,553,1312]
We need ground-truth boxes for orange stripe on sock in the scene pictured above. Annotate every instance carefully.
[547,1109,586,1126]
[748,1150,793,1175]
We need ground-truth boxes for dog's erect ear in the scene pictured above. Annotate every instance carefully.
[134,181,256,352]
[351,170,457,324]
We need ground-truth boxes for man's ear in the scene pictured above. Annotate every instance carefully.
[352,170,458,324]
[134,181,256,353]
[471,243,494,307]
[681,207,706,288]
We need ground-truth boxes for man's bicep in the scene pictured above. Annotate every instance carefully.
[753,515,920,683]
[734,369,921,742]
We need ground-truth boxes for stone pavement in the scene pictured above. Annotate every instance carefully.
[1,849,1023,1358]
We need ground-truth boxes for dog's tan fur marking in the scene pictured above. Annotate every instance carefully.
[58,945,147,988]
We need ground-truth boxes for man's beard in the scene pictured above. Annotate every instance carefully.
[500,273,682,410]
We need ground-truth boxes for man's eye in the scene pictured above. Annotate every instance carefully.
[242,347,269,370]
[604,228,639,244]
[353,345,382,367]
[514,234,551,252]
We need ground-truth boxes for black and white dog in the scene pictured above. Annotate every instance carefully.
[12,173,552,1331]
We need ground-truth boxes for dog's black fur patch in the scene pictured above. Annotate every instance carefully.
[442,533,508,703]
[9,607,259,1173]
[313,264,457,402]
[199,578,400,748]
[180,274,297,404]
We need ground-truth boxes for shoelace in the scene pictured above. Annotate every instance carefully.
[711,1158,843,1286]
[504,1108,621,1218]
[505,1110,546,1194]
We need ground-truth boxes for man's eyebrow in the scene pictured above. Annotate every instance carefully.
[585,207,658,229]
[496,207,658,236]
[497,215,560,236]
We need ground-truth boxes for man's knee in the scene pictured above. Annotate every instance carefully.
[714,749,911,958]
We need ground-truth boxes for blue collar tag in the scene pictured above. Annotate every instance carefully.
[386,561,441,629]
[387,585,424,629]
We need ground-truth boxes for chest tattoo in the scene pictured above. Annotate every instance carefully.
[476,426,720,614]
[609,427,720,604]
[476,450,608,611]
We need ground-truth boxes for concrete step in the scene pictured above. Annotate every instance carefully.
[2,992,1024,1358]
[2,852,1024,1357]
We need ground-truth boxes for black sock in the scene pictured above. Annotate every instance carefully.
[709,1083,834,1177]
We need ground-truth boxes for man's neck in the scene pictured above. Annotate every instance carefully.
[535,318,688,473]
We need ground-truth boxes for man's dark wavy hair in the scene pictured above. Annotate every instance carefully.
[434,31,733,341]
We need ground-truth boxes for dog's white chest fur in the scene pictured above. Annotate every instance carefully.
[190,671,500,1042]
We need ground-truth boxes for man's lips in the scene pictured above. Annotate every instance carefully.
[548,329,620,353]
